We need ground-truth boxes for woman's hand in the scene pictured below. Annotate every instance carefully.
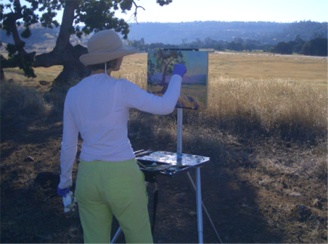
[172,64,187,77]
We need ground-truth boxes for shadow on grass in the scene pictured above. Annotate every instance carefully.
[127,113,284,243]
[1,108,322,243]
[0,176,83,243]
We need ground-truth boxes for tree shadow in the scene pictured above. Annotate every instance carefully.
[138,138,285,243]
[0,176,83,243]
[1,110,285,243]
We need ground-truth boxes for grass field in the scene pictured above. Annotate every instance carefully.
[2,52,327,140]
[116,52,327,140]
[1,52,327,243]
[117,52,327,85]
[4,52,327,84]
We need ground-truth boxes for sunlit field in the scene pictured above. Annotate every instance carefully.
[3,51,327,141]
[113,52,328,142]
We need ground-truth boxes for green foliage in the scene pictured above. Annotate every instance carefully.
[302,38,328,56]
[21,27,32,38]
[129,35,327,57]
[0,0,175,80]
[74,0,130,38]
[272,37,328,56]
[6,43,18,58]
[272,42,293,54]
[120,0,133,10]
[156,0,173,6]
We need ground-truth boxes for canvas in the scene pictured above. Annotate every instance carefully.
[147,49,208,110]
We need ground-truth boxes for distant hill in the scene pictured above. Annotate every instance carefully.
[128,21,327,45]
[129,21,280,44]
[1,21,326,51]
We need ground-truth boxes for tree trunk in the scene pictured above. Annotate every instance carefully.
[32,0,88,88]
[33,44,88,88]
[52,44,89,87]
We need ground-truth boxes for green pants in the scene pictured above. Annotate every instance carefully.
[75,159,153,243]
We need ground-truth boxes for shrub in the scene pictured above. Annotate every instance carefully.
[0,81,51,131]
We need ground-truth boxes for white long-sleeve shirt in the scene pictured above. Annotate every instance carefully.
[59,73,182,188]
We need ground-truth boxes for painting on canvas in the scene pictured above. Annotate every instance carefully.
[147,49,208,110]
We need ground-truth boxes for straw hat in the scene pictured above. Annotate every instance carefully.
[79,29,137,66]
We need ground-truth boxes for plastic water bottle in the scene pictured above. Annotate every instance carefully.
[62,191,76,213]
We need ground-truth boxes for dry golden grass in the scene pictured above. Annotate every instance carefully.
[210,52,327,87]
[116,52,327,85]
[117,52,327,140]
[3,66,63,92]
[3,52,327,140]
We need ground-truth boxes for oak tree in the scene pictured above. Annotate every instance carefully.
[0,0,173,87]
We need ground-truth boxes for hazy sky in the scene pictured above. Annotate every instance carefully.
[118,0,328,23]
[16,0,328,23]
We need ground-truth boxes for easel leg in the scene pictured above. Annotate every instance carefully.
[196,167,204,244]
[110,227,121,243]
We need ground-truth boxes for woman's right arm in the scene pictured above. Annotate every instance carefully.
[121,64,187,115]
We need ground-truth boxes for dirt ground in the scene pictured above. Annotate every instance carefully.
[1,118,327,243]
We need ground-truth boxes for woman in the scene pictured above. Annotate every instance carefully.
[57,29,186,243]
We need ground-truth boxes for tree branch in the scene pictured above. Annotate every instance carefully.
[131,0,146,22]
[54,0,81,51]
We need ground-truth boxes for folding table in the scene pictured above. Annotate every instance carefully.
[111,150,210,243]
[111,109,211,244]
